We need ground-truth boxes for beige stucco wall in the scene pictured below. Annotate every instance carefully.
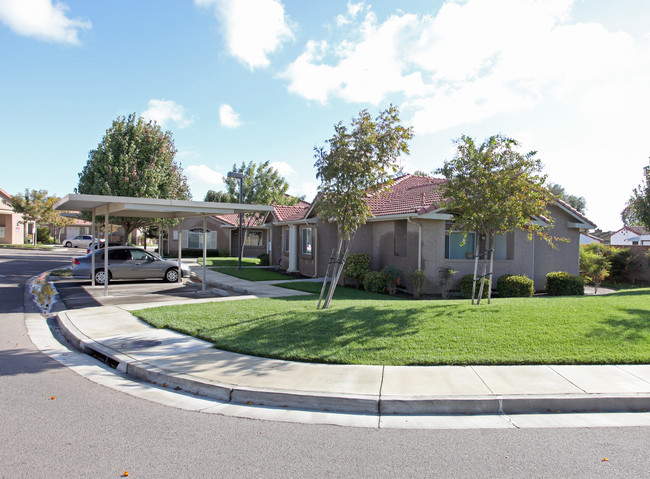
[165,217,231,255]
[0,212,24,244]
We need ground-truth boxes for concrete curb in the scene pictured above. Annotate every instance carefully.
[55,308,650,416]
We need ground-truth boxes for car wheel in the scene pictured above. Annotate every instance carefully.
[164,268,180,282]
[65,241,72,247]
[94,269,110,285]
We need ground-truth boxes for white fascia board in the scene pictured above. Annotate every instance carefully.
[367,213,414,222]
[274,218,318,226]
[417,211,454,220]
[568,221,595,230]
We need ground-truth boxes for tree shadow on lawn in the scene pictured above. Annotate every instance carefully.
[201,298,500,363]
[587,308,650,343]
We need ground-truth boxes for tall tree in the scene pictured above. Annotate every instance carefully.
[314,105,413,309]
[437,135,556,304]
[76,113,191,240]
[9,189,59,244]
[204,190,234,203]
[223,160,295,261]
[548,183,586,214]
[623,163,650,230]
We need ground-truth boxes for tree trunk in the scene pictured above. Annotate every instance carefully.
[321,237,345,310]
[471,240,479,305]
[487,233,495,304]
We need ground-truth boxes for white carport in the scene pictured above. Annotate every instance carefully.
[54,194,272,296]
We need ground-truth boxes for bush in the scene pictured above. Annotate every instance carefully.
[257,253,270,266]
[496,274,534,297]
[545,271,584,296]
[409,269,427,299]
[181,249,221,258]
[579,249,610,293]
[460,274,490,299]
[382,265,402,295]
[581,244,631,282]
[438,267,457,299]
[343,253,371,289]
[36,226,55,244]
[363,271,387,294]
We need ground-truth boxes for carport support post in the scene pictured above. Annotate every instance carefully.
[202,216,207,293]
[91,209,96,286]
[177,223,182,283]
[104,211,109,296]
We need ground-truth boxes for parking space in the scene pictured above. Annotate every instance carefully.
[53,276,230,309]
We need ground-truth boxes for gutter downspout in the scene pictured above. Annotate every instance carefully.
[407,217,422,271]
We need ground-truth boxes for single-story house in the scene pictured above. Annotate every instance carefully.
[0,187,24,244]
[163,212,272,258]
[610,226,650,246]
[268,174,596,294]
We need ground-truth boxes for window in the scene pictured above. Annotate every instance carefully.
[284,228,290,253]
[301,227,312,255]
[478,232,513,260]
[108,249,130,261]
[245,230,263,246]
[394,220,407,257]
[186,228,216,249]
[445,222,475,260]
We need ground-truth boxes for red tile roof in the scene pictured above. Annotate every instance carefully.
[214,212,266,227]
[272,200,311,222]
[366,175,446,217]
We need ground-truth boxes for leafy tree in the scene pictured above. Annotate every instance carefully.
[623,163,650,230]
[223,160,295,262]
[548,183,586,214]
[9,189,59,244]
[314,105,413,309]
[204,190,234,203]
[580,248,610,294]
[76,113,191,241]
[413,170,433,177]
[437,134,556,304]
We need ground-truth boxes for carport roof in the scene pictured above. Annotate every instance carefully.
[54,194,273,219]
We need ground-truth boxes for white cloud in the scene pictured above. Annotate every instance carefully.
[142,99,193,129]
[288,182,318,202]
[195,0,294,69]
[219,104,242,128]
[0,0,91,45]
[185,164,226,201]
[283,0,641,134]
[270,161,294,176]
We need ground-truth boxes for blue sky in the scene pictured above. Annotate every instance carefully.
[1,0,649,231]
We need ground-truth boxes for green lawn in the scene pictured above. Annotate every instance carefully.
[212,267,295,282]
[133,288,650,366]
[198,257,261,267]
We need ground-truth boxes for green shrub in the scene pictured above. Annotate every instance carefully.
[438,267,457,299]
[382,265,402,295]
[409,269,427,299]
[257,253,270,266]
[181,249,221,258]
[497,274,534,297]
[343,253,371,289]
[580,249,610,293]
[460,274,490,299]
[36,226,55,244]
[363,271,387,294]
[545,271,584,296]
[581,244,631,282]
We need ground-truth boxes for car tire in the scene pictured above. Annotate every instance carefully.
[94,269,111,285]
[65,241,72,247]
[164,268,180,282]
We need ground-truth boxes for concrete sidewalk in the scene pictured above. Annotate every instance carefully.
[54,273,650,416]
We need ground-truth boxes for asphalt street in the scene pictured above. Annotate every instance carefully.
[1,248,649,478]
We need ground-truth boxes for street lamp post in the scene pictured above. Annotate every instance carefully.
[227,171,244,270]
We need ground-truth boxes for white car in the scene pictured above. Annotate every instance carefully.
[63,235,103,248]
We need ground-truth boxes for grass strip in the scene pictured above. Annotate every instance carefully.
[212,267,295,282]
[133,288,650,366]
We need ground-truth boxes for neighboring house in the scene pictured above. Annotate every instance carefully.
[213,212,271,258]
[610,226,650,246]
[163,216,228,256]
[0,187,24,244]
[580,232,604,245]
[269,175,596,293]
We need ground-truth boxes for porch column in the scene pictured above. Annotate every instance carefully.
[288,224,298,272]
